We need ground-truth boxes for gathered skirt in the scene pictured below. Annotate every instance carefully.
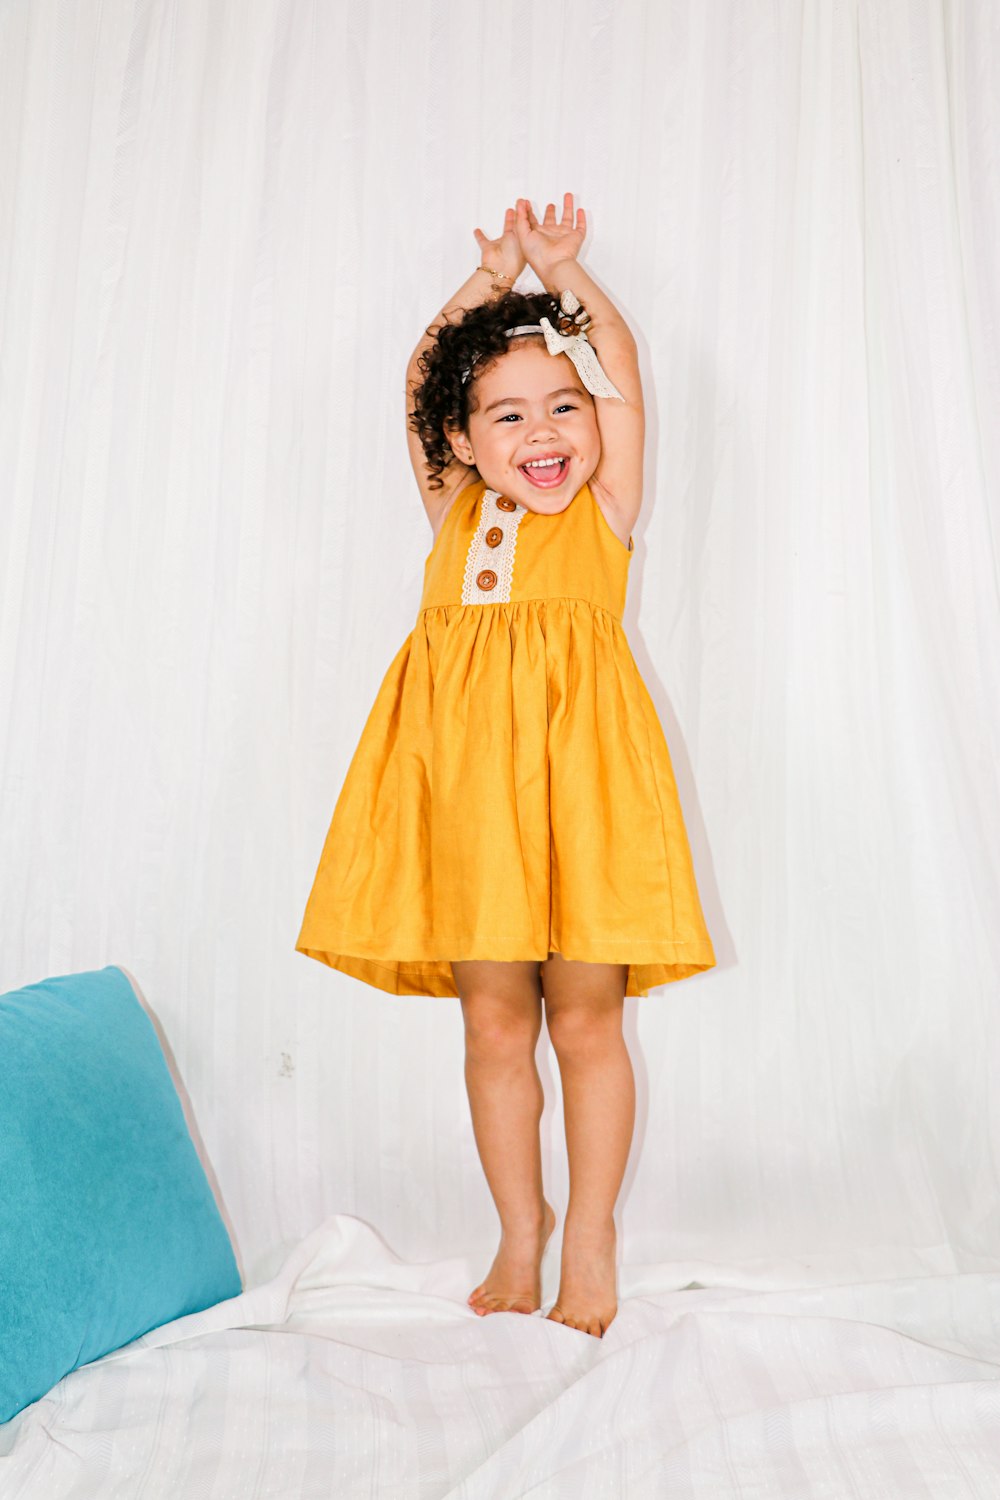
[295,597,716,997]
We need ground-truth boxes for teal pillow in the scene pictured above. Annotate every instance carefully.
[0,965,242,1423]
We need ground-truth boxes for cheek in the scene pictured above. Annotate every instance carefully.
[478,423,511,453]
[573,414,601,453]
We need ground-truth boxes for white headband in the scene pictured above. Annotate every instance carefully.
[461,287,625,401]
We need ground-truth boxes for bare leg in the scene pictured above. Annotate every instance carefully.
[541,952,633,1337]
[452,958,557,1315]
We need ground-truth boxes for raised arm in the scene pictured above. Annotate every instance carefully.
[405,209,525,526]
[515,195,644,529]
[406,270,495,364]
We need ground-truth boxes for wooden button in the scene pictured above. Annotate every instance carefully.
[476,569,497,591]
[496,497,517,512]
[485,526,503,547]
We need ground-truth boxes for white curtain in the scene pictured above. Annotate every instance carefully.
[1,0,998,1300]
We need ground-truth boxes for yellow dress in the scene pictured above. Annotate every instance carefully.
[295,478,716,998]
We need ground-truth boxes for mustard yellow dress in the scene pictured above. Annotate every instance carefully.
[295,478,716,998]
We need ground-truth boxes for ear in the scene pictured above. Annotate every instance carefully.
[444,421,475,467]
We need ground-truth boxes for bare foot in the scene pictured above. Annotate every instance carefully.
[545,1219,618,1337]
[468,1201,558,1316]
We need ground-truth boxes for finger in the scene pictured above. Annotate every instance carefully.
[544,201,556,225]
[561,191,573,226]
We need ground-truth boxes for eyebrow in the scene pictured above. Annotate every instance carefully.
[482,387,585,414]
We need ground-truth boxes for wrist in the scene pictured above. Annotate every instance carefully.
[529,260,581,296]
[477,264,523,290]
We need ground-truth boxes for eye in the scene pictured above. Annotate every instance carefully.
[496,404,576,423]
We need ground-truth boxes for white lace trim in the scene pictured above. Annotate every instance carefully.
[461,488,529,604]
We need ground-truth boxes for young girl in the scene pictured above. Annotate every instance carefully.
[296,193,716,1339]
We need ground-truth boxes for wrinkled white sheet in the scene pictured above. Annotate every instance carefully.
[3,1216,999,1499]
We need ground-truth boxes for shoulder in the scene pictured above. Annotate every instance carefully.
[405,356,480,531]
[428,474,483,542]
[587,476,635,551]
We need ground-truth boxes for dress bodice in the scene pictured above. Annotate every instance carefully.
[418,478,633,621]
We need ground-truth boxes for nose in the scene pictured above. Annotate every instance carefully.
[525,416,559,441]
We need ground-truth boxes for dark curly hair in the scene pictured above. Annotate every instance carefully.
[408,288,579,492]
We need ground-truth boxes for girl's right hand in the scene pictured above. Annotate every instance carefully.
[473,207,525,285]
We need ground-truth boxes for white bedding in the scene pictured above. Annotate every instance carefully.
[3,1216,999,1499]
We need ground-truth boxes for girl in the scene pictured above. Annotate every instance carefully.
[296,194,716,1338]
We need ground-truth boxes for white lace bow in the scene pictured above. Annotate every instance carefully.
[505,287,625,401]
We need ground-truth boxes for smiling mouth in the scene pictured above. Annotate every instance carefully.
[519,457,570,488]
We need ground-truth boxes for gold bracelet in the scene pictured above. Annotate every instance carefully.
[478,265,515,283]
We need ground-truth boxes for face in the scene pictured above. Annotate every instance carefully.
[446,340,601,512]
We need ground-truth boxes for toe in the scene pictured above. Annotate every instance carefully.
[507,1297,536,1315]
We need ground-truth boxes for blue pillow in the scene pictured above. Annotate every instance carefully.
[0,964,242,1423]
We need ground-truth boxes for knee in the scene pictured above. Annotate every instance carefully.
[546,1007,621,1064]
[461,997,541,1062]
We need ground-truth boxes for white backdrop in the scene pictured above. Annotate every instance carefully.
[1,0,998,1296]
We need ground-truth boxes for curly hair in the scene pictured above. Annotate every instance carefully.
[408,288,574,491]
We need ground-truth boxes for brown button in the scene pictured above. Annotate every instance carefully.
[496,497,517,512]
[476,569,497,591]
[485,526,503,547]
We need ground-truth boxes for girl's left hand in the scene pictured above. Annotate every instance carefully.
[515,193,586,277]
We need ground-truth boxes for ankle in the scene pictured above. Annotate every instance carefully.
[562,1214,616,1244]
[499,1205,551,1242]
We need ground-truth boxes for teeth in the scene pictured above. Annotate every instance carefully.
[523,458,564,469]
